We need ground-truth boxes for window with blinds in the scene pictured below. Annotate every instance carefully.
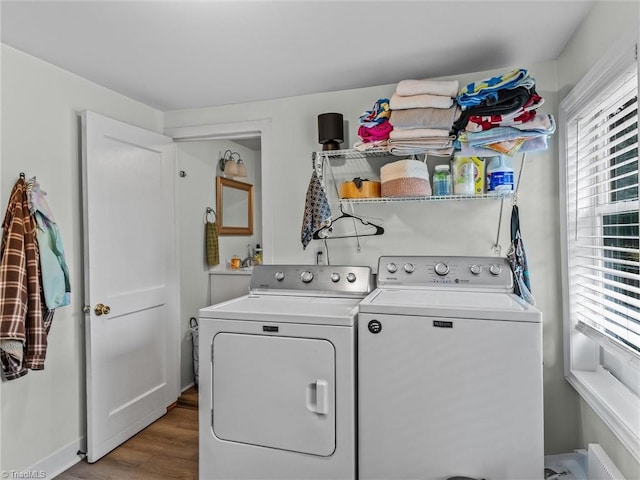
[566,56,639,356]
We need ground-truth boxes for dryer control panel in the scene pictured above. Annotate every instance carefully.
[376,256,513,291]
[250,264,373,297]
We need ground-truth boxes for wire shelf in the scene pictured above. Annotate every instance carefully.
[313,147,394,161]
[339,191,513,205]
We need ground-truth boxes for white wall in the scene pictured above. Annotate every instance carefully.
[0,45,164,474]
[177,139,261,388]
[556,2,640,478]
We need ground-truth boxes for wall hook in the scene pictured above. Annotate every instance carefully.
[179,170,187,178]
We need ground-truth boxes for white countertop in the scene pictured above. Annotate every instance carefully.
[209,266,253,275]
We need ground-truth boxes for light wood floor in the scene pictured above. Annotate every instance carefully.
[57,388,198,479]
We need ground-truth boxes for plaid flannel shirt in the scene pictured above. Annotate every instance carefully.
[0,179,47,379]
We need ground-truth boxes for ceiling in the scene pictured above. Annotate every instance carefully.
[1,1,595,112]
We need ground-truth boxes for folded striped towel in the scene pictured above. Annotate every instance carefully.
[457,69,532,109]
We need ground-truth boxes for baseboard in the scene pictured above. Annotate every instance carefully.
[181,382,195,393]
[28,436,85,479]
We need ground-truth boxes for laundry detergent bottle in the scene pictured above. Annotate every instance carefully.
[486,155,515,191]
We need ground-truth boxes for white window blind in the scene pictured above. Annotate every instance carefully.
[566,53,640,357]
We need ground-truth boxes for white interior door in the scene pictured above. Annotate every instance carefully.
[81,111,179,463]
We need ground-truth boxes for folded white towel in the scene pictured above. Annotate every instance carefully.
[388,137,454,147]
[390,93,453,110]
[389,146,454,157]
[389,106,460,130]
[389,128,452,140]
[380,159,429,182]
[396,79,459,98]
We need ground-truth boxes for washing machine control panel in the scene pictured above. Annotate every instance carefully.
[378,256,513,291]
[250,265,373,296]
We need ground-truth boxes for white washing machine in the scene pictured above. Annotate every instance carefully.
[198,264,373,480]
[358,256,544,480]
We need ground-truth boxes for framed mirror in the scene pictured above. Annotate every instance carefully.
[216,176,254,235]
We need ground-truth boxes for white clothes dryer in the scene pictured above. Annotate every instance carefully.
[198,264,372,480]
[358,256,544,480]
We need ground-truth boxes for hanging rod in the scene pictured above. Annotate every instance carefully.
[491,152,527,255]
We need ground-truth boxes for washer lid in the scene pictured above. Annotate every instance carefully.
[359,289,541,323]
[199,294,360,326]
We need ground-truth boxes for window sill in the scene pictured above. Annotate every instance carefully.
[566,367,640,463]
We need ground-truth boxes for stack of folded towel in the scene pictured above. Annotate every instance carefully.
[454,68,556,156]
[355,98,393,151]
[380,159,431,197]
[388,79,460,156]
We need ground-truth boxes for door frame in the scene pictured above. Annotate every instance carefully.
[165,119,273,265]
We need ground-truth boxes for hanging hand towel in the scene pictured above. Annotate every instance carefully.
[301,170,332,249]
[206,220,220,266]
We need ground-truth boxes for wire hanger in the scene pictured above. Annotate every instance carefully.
[312,203,384,240]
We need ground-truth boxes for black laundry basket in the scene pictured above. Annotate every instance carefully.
[189,317,199,390]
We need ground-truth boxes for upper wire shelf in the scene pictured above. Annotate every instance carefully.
[312,147,394,161]
[339,191,513,205]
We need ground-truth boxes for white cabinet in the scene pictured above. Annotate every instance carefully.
[209,270,251,305]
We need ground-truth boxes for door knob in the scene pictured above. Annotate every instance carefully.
[94,303,111,316]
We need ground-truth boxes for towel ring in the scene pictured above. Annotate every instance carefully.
[204,207,217,223]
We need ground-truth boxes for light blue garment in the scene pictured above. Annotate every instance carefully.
[455,135,549,157]
[29,180,71,309]
[465,126,549,148]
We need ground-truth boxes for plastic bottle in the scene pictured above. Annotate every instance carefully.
[452,157,475,195]
[432,164,452,196]
[486,155,515,191]
[253,244,263,265]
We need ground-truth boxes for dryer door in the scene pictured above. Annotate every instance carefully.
[213,333,336,456]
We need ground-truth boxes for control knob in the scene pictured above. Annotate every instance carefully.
[404,263,415,273]
[274,271,285,281]
[330,272,341,283]
[489,264,502,276]
[434,262,450,276]
[470,264,482,275]
[346,273,357,283]
[301,271,314,283]
[386,263,398,273]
